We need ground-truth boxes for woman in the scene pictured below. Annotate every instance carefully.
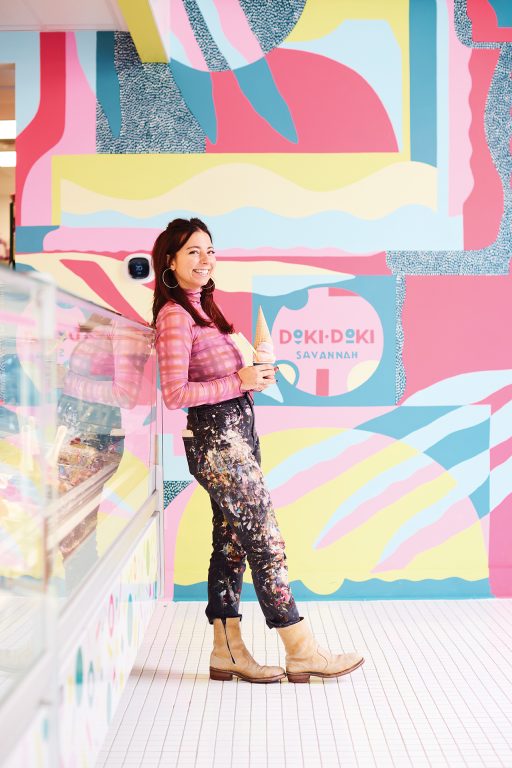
[153,218,364,684]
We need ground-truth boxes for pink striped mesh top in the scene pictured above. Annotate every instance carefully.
[155,289,244,409]
[63,321,152,408]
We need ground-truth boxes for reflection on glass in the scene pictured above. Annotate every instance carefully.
[0,271,156,624]
[1,271,156,705]
[52,312,153,592]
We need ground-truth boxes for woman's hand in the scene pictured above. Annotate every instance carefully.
[237,365,276,392]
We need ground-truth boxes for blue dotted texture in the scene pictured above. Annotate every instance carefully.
[163,480,192,509]
[96,33,205,153]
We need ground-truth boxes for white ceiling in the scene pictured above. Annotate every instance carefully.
[0,0,128,31]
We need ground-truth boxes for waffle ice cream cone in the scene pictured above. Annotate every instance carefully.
[254,307,275,364]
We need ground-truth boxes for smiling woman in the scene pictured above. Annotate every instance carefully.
[151,217,364,685]
[168,229,215,290]
[151,217,270,406]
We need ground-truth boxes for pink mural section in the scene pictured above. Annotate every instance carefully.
[467,0,512,42]
[489,496,512,595]
[463,49,503,249]
[401,276,512,400]
[212,0,263,63]
[448,0,473,217]
[16,33,66,225]
[206,49,398,153]
[170,0,208,70]
[18,32,96,225]
[402,275,512,594]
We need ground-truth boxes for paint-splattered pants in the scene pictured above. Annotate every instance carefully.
[184,393,300,629]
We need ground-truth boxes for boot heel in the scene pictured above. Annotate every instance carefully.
[287,671,311,683]
[210,667,233,681]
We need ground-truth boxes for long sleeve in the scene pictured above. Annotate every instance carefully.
[63,324,153,409]
[156,304,243,410]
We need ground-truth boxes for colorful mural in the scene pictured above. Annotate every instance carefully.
[1,0,511,599]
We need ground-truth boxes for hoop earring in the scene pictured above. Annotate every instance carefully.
[162,268,179,289]
[201,278,215,293]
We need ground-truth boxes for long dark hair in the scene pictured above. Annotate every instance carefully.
[151,217,234,333]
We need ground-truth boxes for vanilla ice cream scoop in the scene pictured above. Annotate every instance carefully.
[255,340,275,364]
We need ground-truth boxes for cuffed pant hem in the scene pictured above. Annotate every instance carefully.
[206,610,243,625]
[265,616,303,630]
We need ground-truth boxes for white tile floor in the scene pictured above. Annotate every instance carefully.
[96,599,512,768]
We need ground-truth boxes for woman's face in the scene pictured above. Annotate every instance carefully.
[169,230,215,291]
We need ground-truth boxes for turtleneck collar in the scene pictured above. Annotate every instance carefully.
[183,287,202,306]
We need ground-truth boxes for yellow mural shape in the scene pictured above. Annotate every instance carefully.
[287,0,408,44]
[60,162,436,221]
[173,427,488,594]
[346,360,381,391]
[117,0,169,62]
[51,151,409,225]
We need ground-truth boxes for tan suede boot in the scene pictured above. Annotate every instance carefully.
[209,617,286,683]
[277,618,364,683]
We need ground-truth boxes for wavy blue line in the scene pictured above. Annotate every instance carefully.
[404,406,490,452]
[358,406,453,439]
[173,577,492,601]
[425,420,490,470]
[315,452,434,547]
[60,205,463,252]
[265,429,372,490]
[379,450,489,561]
[402,370,512,406]
[314,408,490,544]
[470,478,489,520]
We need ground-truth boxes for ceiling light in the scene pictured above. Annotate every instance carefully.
[0,121,16,140]
[0,152,16,167]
